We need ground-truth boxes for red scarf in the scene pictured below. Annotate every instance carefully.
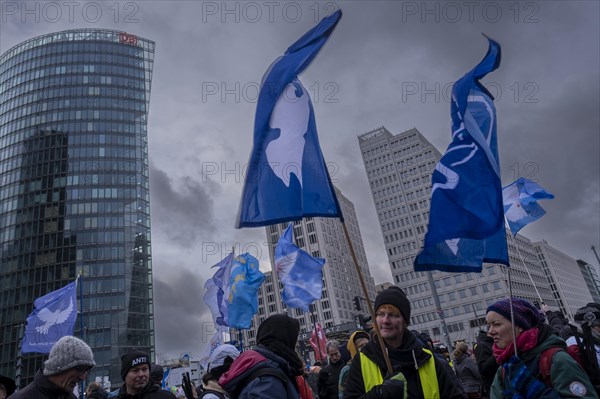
[492,327,539,364]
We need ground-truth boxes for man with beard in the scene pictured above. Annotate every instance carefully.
[117,351,175,399]
[342,286,464,399]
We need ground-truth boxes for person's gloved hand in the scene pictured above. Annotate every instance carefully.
[504,356,548,399]
[364,372,406,399]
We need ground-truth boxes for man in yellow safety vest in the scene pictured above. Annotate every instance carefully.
[342,286,464,399]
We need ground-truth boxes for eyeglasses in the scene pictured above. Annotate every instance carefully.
[74,365,93,375]
[376,311,402,319]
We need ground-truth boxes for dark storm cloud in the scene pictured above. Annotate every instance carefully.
[150,164,217,246]
[153,266,214,357]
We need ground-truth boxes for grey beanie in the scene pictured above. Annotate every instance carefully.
[43,336,95,376]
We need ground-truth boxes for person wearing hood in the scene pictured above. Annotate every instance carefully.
[487,298,597,398]
[338,331,370,398]
[198,344,240,398]
[342,286,464,399]
[474,329,496,399]
[453,342,481,399]
[219,314,303,399]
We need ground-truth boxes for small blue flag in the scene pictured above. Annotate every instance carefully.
[203,252,235,327]
[275,223,325,311]
[236,10,343,228]
[22,279,78,354]
[503,178,554,235]
[415,37,509,273]
[227,253,265,329]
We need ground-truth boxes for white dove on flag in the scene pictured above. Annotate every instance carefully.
[35,298,74,334]
[266,80,310,188]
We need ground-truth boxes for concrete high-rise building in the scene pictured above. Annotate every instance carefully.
[0,29,155,385]
[533,241,593,319]
[358,126,557,344]
[578,259,600,303]
[235,188,376,354]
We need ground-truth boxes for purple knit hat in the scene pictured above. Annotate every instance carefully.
[486,298,545,330]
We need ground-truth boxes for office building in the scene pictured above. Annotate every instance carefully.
[577,259,600,303]
[358,126,557,344]
[533,240,593,319]
[0,29,155,385]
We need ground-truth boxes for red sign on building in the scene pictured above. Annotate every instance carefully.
[119,32,138,46]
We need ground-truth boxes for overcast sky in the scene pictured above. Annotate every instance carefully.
[1,0,598,360]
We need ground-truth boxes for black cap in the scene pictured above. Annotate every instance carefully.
[120,350,150,380]
[374,286,411,324]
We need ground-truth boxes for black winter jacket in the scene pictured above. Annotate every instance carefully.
[317,359,344,399]
[116,382,177,399]
[9,370,76,399]
[475,330,497,397]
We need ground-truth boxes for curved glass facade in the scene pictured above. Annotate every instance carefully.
[0,29,155,386]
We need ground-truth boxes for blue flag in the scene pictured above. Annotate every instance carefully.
[22,279,78,354]
[503,178,554,235]
[415,37,509,273]
[275,223,325,311]
[236,10,343,228]
[227,253,265,329]
[203,252,235,327]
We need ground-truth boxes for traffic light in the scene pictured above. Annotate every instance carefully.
[358,314,372,331]
[353,296,362,311]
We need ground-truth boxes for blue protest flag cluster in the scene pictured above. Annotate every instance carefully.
[236,10,343,228]
[503,178,555,235]
[203,252,265,330]
[22,279,78,354]
[275,223,325,311]
[414,37,509,273]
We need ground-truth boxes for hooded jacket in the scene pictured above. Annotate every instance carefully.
[9,370,77,399]
[339,331,370,398]
[491,324,597,399]
[342,330,464,399]
[219,345,299,399]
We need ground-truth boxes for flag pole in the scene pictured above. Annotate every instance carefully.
[341,220,393,374]
[77,274,86,398]
[14,322,24,391]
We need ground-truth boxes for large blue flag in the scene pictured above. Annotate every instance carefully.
[415,37,509,273]
[227,253,265,329]
[203,252,235,327]
[236,10,343,228]
[503,178,554,235]
[22,279,78,354]
[275,223,325,311]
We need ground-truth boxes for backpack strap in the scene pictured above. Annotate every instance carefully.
[538,347,562,387]
[232,367,291,398]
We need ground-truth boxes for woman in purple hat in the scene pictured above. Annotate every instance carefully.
[486,298,596,398]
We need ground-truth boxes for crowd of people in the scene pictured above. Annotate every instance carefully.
[2,287,600,399]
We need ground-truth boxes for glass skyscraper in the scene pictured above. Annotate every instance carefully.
[0,29,155,386]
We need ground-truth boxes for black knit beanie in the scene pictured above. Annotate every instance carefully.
[120,350,150,380]
[374,286,411,324]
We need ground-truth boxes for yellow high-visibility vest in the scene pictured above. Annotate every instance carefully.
[359,348,440,399]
